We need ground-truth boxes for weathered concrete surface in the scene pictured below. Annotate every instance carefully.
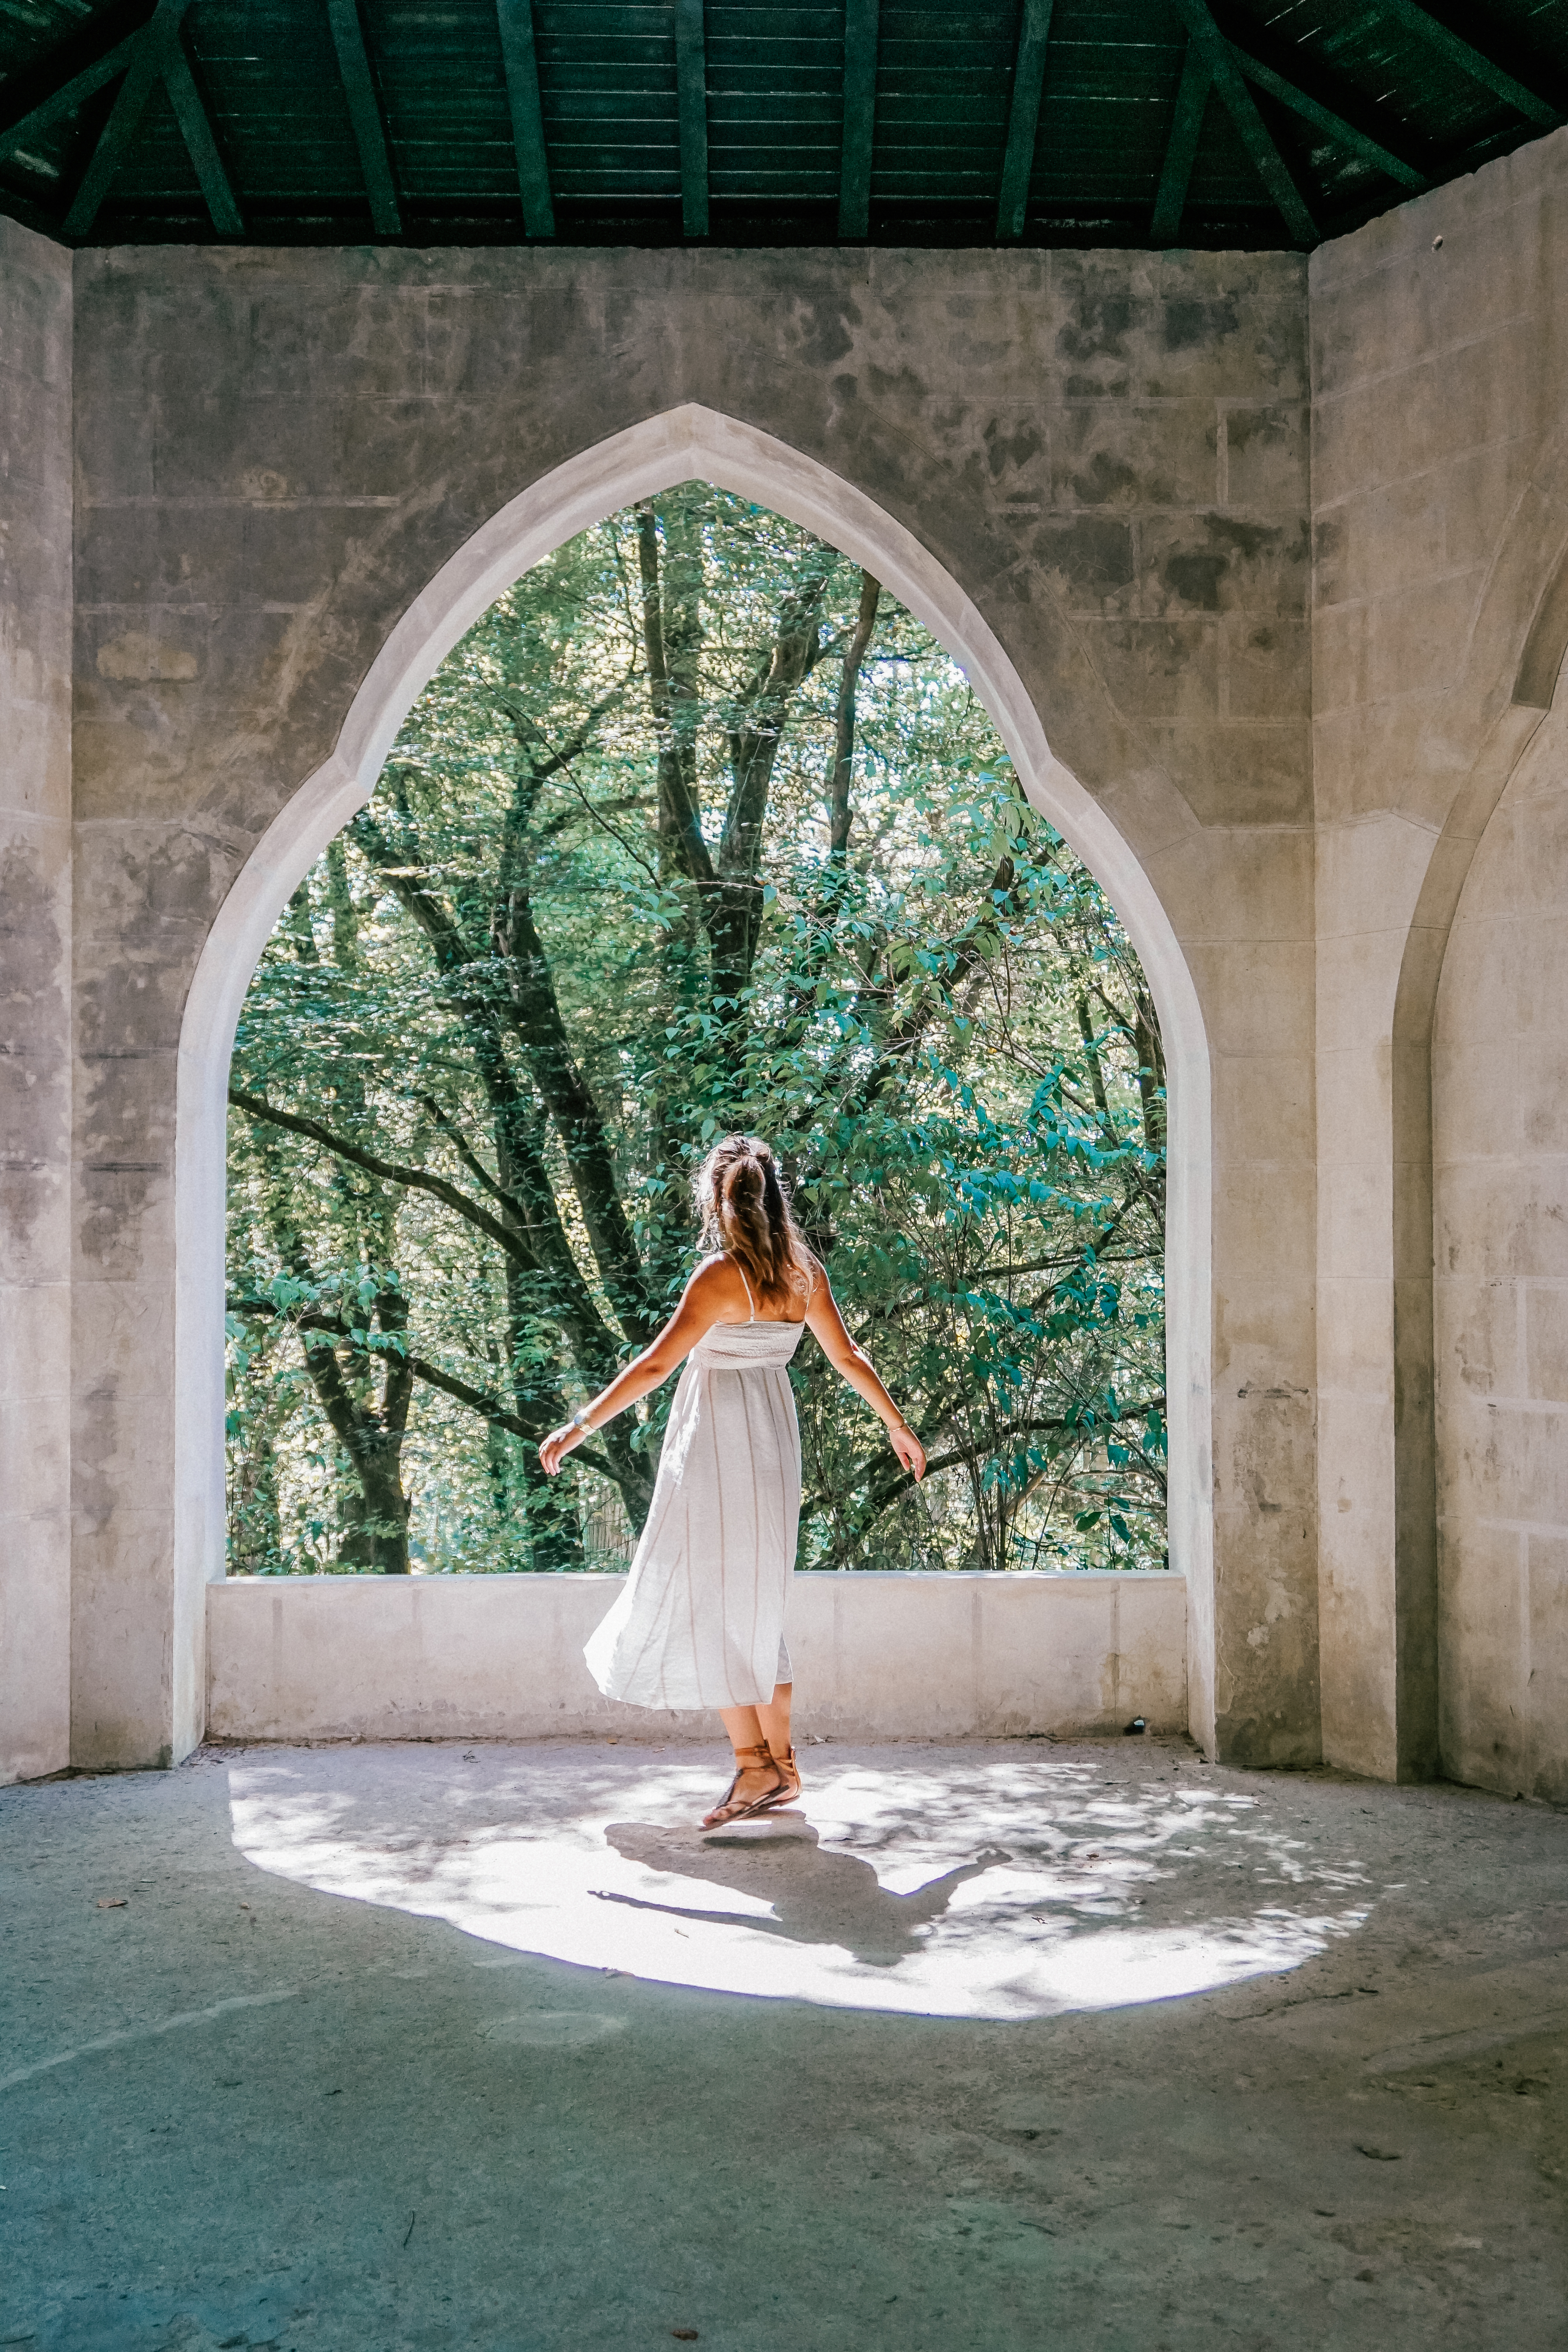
[0,217,73,1785]
[12,129,1568,1789]
[205,1569,1187,1745]
[2,1742,1564,2349]
[1434,701,1568,1802]
[1310,126,1568,1784]
[65,240,1316,1774]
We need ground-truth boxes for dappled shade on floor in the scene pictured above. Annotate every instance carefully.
[229,1740,1372,2020]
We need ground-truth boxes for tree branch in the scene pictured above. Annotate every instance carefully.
[802,1396,1166,1560]
[347,805,639,1379]
[230,1087,537,1270]
[229,1293,621,1487]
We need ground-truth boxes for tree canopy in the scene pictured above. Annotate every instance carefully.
[225,485,1168,1580]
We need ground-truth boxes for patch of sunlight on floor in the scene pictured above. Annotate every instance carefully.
[228,1742,1371,2022]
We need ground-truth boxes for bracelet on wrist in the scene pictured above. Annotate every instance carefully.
[569,1406,594,1433]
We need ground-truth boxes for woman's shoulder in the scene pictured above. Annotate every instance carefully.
[688,1251,745,1299]
[684,1251,752,1326]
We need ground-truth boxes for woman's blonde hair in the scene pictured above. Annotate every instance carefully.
[694,1134,811,1301]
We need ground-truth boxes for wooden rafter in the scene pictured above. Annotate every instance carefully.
[1230,49,1426,191]
[4,0,1559,254]
[675,0,709,238]
[1169,0,1316,245]
[59,0,238,240]
[158,15,241,234]
[0,20,149,169]
[61,0,183,235]
[1377,0,1557,129]
[838,0,879,240]
[995,0,1053,242]
[496,0,555,238]
[327,0,402,238]
[1151,38,1210,245]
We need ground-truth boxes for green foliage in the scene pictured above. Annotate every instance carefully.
[226,485,1166,1577]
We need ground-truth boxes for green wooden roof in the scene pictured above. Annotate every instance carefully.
[2,0,1564,250]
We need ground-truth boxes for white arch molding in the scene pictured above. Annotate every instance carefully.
[175,405,1216,1753]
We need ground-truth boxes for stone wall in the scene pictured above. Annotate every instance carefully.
[0,219,73,1786]
[1309,126,1568,1784]
[8,132,1568,1785]
[1434,700,1568,1801]
[206,1571,1188,1746]
[64,240,1317,1773]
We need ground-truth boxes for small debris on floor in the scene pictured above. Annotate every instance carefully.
[96,1897,127,1909]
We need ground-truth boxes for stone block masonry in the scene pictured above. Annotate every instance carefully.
[0,218,73,1783]
[58,237,1316,1779]
[6,126,1568,1789]
[205,1571,1188,1747]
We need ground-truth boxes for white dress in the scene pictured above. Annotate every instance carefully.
[584,1266,805,1710]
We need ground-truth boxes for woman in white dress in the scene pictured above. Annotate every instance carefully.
[539,1134,926,1826]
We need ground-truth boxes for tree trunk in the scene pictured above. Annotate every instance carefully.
[828,572,880,862]
[496,1219,591,1571]
[709,572,829,1012]
[336,1433,412,1573]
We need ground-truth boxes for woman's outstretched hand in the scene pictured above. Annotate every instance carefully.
[889,1422,926,1481]
[539,1423,584,1477]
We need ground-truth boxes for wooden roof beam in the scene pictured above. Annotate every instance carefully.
[1169,0,1316,246]
[10,2,240,238]
[62,0,223,239]
[62,0,188,238]
[1151,38,1210,245]
[675,0,709,237]
[995,0,1054,242]
[1376,0,1557,129]
[497,0,555,238]
[838,0,879,240]
[1229,48,1426,191]
[0,18,148,169]
[327,0,402,237]
[159,16,242,234]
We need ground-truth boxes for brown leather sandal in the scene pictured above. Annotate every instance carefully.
[701,1742,784,1829]
[754,1741,802,1811]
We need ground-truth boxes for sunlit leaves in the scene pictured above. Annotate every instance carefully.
[226,484,1167,1577]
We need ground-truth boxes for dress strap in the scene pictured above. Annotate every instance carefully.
[730,1255,757,1322]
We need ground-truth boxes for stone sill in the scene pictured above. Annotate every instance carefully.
[208,1570,1187,1745]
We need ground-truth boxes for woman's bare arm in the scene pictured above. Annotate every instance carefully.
[803,1268,926,1482]
[539,1256,742,1474]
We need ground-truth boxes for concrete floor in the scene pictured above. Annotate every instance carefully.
[2,1740,1564,2352]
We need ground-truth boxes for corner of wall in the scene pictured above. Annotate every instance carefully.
[0,215,74,1784]
[1307,123,1568,1783]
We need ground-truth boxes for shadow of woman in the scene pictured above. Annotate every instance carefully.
[598,1818,1010,1966]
